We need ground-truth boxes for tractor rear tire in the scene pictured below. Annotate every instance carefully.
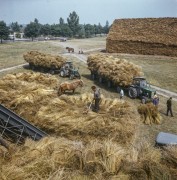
[128,87,138,98]
[69,74,74,80]
[116,86,121,93]
[91,73,96,80]
[50,69,55,75]
[107,81,112,88]
[99,77,103,83]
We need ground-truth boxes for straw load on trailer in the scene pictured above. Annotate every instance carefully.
[23,51,66,73]
[87,54,143,87]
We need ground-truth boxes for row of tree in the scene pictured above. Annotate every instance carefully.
[0,11,110,43]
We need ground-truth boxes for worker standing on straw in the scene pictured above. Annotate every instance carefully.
[166,97,174,117]
[91,86,101,112]
[120,89,124,99]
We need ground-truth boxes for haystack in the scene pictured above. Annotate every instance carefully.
[137,103,161,125]
[23,51,66,68]
[87,54,143,86]
[107,18,177,56]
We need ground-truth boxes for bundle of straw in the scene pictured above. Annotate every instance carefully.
[137,103,161,125]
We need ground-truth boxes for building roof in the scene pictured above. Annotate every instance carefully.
[107,18,177,45]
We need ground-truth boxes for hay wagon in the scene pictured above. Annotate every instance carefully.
[28,62,63,75]
[90,71,156,103]
[88,54,156,103]
[24,51,66,75]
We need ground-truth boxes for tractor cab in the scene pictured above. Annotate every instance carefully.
[128,77,156,103]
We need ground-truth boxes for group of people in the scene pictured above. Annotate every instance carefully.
[91,86,174,117]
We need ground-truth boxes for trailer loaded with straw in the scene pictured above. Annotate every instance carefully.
[23,51,67,74]
[87,54,156,102]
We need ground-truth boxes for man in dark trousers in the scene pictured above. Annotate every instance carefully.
[91,86,101,112]
[166,97,174,117]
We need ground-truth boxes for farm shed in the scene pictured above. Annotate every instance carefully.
[106,18,177,56]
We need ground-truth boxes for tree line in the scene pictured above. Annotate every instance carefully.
[0,11,110,43]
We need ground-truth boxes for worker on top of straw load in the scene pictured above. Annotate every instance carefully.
[120,89,124,99]
[166,97,174,117]
[91,85,101,112]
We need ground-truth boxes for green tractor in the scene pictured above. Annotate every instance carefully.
[59,61,81,80]
[128,77,156,103]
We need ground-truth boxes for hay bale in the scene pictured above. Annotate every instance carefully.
[87,54,143,86]
[23,51,66,68]
[138,103,161,125]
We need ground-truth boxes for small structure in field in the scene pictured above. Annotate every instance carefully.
[107,18,177,56]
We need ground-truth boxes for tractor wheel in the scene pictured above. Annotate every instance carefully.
[99,77,103,83]
[116,86,121,93]
[107,81,112,88]
[91,73,96,80]
[128,87,138,98]
[60,71,65,77]
[69,74,74,80]
[50,69,55,75]
[77,74,81,79]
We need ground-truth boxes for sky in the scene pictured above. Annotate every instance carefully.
[0,0,177,25]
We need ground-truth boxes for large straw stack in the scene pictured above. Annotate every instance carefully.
[87,54,143,86]
[107,18,177,56]
[23,51,66,68]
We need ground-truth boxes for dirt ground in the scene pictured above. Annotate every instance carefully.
[0,37,177,146]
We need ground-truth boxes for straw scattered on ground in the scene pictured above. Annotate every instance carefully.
[0,72,176,179]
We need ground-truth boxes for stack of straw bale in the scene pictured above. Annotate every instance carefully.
[107,18,177,56]
[87,54,143,86]
[137,103,161,125]
[23,51,66,68]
